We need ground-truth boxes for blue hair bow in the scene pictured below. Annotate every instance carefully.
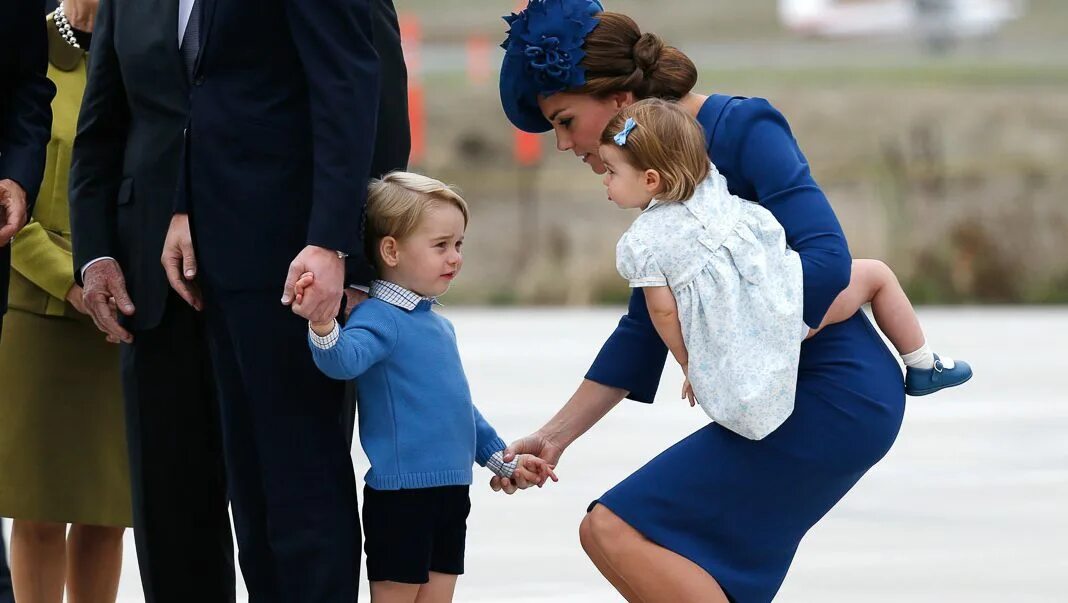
[613,118,637,145]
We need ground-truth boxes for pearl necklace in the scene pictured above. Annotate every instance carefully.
[54,2,81,50]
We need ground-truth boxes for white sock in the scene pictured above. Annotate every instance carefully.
[901,342,935,370]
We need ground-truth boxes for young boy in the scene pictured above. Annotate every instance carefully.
[299,172,555,603]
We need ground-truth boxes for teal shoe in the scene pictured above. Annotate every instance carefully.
[905,354,973,396]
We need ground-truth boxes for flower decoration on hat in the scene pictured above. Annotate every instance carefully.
[501,0,604,97]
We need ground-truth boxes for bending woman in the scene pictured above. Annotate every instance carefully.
[493,1,906,601]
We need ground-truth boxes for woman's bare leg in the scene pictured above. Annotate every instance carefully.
[580,505,729,603]
[414,572,458,603]
[66,524,125,603]
[370,580,420,603]
[10,520,66,603]
[580,511,644,602]
[810,260,926,355]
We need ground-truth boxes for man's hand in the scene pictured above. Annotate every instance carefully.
[284,245,344,324]
[161,213,202,310]
[0,179,29,246]
[82,258,135,343]
[490,432,566,495]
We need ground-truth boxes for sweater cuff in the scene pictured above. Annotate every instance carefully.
[475,437,507,467]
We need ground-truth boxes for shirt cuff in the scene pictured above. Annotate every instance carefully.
[308,320,340,350]
[81,256,116,281]
[486,450,518,479]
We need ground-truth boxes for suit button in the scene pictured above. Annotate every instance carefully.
[194,76,205,86]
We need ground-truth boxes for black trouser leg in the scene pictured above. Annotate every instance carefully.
[0,528,13,603]
[204,288,360,602]
[121,294,235,603]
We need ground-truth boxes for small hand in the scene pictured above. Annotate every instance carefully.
[511,454,559,488]
[82,258,136,344]
[682,378,696,407]
[293,271,315,305]
[490,432,565,495]
[0,179,29,245]
[160,214,202,310]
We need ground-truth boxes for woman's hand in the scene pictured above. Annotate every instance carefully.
[64,0,100,33]
[66,284,88,315]
[490,432,566,495]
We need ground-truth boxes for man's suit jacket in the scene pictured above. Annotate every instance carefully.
[350,0,409,285]
[0,0,55,317]
[178,0,382,291]
[69,0,408,330]
[69,0,192,331]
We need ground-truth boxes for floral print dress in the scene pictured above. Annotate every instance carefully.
[616,163,806,440]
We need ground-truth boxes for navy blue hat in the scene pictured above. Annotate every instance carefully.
[499,0,604,133]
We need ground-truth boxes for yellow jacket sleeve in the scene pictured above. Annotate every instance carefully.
[11,220,75,302]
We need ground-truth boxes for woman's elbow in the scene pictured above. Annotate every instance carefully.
[831,253,852,295]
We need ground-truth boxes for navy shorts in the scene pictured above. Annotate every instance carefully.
[362,484,471,584]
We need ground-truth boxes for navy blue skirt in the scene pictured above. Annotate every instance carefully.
[595,312,905,602]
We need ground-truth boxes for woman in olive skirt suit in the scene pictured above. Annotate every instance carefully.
[0,2,130,601]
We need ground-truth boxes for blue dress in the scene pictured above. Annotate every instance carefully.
[588,95,906,603]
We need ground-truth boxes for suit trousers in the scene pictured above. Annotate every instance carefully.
[0,528,12,603]
[121,293,235,602]
[203,286,360,602]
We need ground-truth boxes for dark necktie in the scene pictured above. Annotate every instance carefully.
[180,0,201,81]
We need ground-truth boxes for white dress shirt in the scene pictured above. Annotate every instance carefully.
[178,0,196,45]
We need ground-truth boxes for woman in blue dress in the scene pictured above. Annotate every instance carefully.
[493,1,907,601]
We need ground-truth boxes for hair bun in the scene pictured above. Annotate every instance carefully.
[633,32,664,75]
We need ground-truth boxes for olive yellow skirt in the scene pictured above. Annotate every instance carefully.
[0,308,131,527]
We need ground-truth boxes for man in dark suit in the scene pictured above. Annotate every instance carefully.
[1,1,55,596]
[68,0,235,600]
[159,0,405,598]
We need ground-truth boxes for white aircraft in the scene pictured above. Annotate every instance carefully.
[779,0,1025,49]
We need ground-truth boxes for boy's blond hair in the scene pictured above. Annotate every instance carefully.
[599,98,709,202]
[365,171,469,269]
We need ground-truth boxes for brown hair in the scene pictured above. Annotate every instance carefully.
[576,12,698,101]
[599,98,709,202]
[365,171,469,268]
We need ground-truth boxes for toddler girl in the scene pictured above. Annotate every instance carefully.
[601,99,972,439]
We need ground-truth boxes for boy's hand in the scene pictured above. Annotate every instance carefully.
[294,271,315,304]
[512,454,558,488]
